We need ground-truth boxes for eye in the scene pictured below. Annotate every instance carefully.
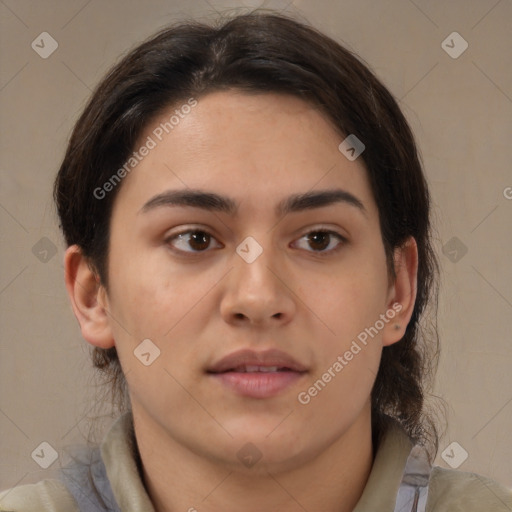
[166,229,222,253]
[293,229,346,255]
[165,228,346,256]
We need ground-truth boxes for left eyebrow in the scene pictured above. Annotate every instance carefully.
[277,189,367,218]
[139,188,367,218]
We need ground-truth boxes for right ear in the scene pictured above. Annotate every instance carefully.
[63,245,115,349]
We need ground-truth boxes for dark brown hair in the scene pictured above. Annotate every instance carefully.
[54,11,441,457]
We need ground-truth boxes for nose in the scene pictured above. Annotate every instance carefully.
[220,244,296,328]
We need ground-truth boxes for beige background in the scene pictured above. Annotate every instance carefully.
[1,0,511,490]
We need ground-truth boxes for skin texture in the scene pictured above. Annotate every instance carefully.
[65,91,418,512]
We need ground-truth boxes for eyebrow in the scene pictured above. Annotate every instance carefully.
[139,188,367,218]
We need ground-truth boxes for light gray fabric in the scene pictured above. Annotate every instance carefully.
[58,445,120,512]
[427,466,512,511]
[394,444,431,512]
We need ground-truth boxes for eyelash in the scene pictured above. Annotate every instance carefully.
[164,228,347,257]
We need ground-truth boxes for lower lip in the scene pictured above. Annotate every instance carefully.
[209,371,306,398]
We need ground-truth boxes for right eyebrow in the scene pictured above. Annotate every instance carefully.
[139,189,237,215]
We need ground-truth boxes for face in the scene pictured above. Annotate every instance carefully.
[97,91,403,471]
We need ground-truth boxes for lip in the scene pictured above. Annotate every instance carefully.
[206,348,308,374]
[206,348,308,399]
[210,371,306,398]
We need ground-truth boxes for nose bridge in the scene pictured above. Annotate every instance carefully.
[234,235,282,297]
[221,233,295,324]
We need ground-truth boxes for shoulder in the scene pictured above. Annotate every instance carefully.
[0,479,79,512]
[426,466,512,511]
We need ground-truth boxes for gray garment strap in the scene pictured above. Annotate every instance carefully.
[394,444,432,512]
[59,445,121,512]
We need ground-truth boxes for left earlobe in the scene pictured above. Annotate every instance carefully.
[382,237,418,347]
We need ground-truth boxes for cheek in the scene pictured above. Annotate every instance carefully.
[302,259,390,384]
[296,276,386,423]
[311,265,388,334]
[106,247,222,349]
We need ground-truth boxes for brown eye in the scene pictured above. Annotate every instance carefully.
[167,230,221,253]
[188,231,211,251]
[293,230,346,255]
[307,232,331,251]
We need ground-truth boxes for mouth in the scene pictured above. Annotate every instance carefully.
[206,349,308,398]
[213,365,298,373]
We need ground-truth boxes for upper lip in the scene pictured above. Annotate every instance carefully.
[206,349,308,373]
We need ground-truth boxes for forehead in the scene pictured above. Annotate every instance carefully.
[112,91,377,219]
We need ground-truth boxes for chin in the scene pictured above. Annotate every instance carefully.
[216,442,312,476]
[220,424,313,470]
[223,415,296,443]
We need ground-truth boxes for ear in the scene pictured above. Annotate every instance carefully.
[381,236,418,347]
[63,245,115,349]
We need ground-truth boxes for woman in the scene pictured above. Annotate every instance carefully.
[1,11,510,512]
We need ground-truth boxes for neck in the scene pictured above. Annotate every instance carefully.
[132,405,375,512]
